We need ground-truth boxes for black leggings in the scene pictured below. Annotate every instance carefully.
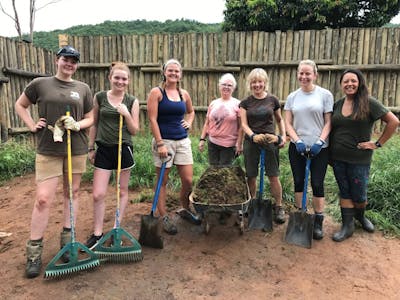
[288,143,329,197]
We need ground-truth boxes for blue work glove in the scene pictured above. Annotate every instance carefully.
[295,139,307,155]
[310,138,326,157]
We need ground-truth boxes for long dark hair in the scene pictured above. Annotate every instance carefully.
[340,69,369,120]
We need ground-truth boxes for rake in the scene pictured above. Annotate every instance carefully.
[94,114,143,263]
[44,107,100,279]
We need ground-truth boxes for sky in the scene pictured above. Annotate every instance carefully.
[0,0,226,37]
[0,0,399,38]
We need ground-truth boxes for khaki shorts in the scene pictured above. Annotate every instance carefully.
[152,137,193,168]
[35,153,87,182]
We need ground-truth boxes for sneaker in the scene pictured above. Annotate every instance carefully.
[274,206,286,224]
[26,258,42,279]
[163,216,178,235]
[84,234,103,250]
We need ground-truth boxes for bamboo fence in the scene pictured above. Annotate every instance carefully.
[1,28,399,142]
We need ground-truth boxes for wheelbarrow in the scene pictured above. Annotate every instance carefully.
[189,165,251,234]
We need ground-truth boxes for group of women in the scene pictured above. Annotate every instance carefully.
[15,46,399,279]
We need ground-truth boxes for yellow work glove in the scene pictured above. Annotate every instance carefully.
[60,115,81,131]
[47,118,65,142]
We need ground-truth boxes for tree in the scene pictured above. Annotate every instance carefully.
[222,0,400,31]
[0,0,62,41]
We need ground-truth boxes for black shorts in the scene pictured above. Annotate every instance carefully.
[94,142,134,170]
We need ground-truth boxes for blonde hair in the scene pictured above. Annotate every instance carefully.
[160,58,183,98]
[219,73,237,89]
[246,68,269,92]
[298,59,318,74]
[109,61,130,78]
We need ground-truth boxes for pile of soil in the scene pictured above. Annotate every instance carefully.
[191,166,249,205]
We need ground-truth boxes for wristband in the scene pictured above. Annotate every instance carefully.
[250,133,256,142]
[275,135,282,145]
[200,138,206,141]
[88,148,95,152]
[156,143,165,148]
[375,141,382,148]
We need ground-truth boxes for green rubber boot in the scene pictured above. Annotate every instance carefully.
[26,239,43,279]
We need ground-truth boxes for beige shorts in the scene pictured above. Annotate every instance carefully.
[152,137,193,168]
[35,153,87,182]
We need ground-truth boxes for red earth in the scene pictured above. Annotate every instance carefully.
[0,173,399,299]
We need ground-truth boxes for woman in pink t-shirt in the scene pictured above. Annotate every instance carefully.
[199,73,243,166]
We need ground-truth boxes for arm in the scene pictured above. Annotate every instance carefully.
[236,117,244,154]
[182,89,195,130]
[147,87,168,157]
[118,98,140,136]
[239,107,253,137]
[319,112,332,142]
[198,113,209,152]
[15,92,46,132]
[284,110,300,142]
[88,95,99,162]
[359,111,399,150]
[376,112,399,145]
[274,108,286,147]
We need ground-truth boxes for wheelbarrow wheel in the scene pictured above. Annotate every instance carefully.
[203,220,210,234]
[238,210,245,235]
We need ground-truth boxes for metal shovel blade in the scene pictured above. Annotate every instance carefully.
[138,214,164,249]
[284,211,315,248]
[248,197,273,232]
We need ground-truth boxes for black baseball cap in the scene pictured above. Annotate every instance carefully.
[56,45,80,61]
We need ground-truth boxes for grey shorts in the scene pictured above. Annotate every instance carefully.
[243,139,280,177]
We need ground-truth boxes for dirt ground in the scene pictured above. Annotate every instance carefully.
[0,173,400,300]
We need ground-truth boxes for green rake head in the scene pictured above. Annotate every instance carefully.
[44,242,100,279]
[94,228,143,263]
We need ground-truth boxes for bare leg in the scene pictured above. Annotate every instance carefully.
[62,173,82,229]
[156,167,171,217]
[268,176,283,206]
[177,164,193,209]
[247,177,257,198]
[114,168,131,227]
[30,177,59,240]
[92,168,112,235]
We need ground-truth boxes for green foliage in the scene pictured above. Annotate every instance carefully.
[0,141,35,183]
[23,19,221,51]
[366,137,400,234]
[222,0,400,31]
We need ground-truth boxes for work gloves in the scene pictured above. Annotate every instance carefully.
[295,139,307,155]
[47,118,65,142]
[47,115,80,142]
[310,138,326,157]
[59,116,81,131]
[252,133,283,146]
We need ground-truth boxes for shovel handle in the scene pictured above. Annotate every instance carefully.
[258,148,265,200]
[151,154,172,215]
[301,157,312,211]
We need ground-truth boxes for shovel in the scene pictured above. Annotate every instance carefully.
[138,157,169,249]
[284,154,315,248]
[248,148,273,232]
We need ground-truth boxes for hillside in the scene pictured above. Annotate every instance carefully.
[22,19,222,51]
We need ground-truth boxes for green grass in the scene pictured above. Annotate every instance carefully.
[1,133,400,236]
